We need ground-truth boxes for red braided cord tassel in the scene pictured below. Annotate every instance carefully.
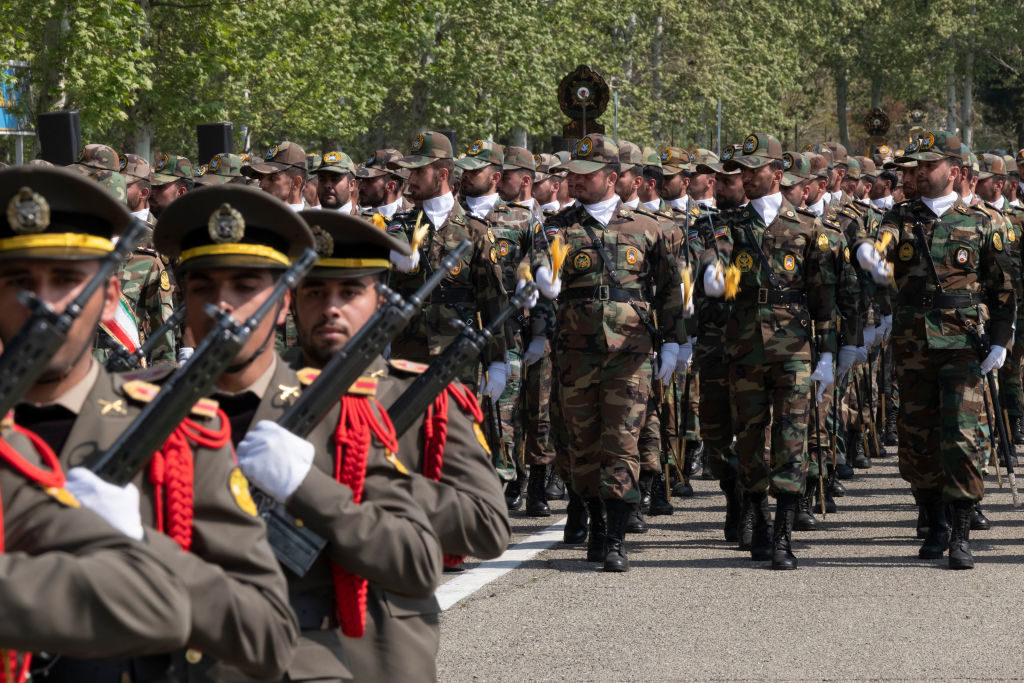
[422,390,465,567]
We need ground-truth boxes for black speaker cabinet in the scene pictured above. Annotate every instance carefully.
[197,122,233,165]
[37,110,81,165]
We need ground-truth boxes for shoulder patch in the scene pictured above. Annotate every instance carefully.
[159,270,171,291]
[191,398,219,419]
[348,377,378,396]
[297,367,321,386]
[122,379,161,403]
[389,359,429,374]
[795,207,816,217]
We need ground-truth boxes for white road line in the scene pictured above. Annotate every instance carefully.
[437,517,567,611]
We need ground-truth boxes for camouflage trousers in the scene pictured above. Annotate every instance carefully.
[843,353,881,451]
[496,344,523,467]
[556,350,651,504]
[731,360,811,496]
[893,341,985,502]
[808,366,850,477]
[637,369,699,473]
[522,341,556,466]
[548,378,572,483]
[696,353,737,480]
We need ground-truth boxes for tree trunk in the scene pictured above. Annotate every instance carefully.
[946,37,958,132]
[870,73,883,109]
[835,66,849,148]
[960,3,975,148]
[651,13,663,144]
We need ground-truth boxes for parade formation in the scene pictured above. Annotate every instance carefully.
[0,68,1023,681]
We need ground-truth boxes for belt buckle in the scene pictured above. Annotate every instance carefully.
[598,285,610,301]
[757,288,769,304]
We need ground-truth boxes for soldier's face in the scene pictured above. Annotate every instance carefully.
[658,173,687,201]
[150,181,184,218]
[260,171,296,203]
[688,172,714,199]
[568,168,617,205]
[460,166,500,198]
[292,275,380,367]
[126,179,149,211]
[533,177,558,204]
[0,259,119,384]
[740,164,780,199]
[613,169,641,202]
[317,172,354,208]
[804,177,827,205]
[357,174,388,207]
[869,178,890,200]
[855,178,873,199]
[975,176,1004,203]
[498,169,529,203]
[182,268,290,367]
[714,172,746,209]
[916,159,958,199]
[407,164,447,201]
[781,182,807,207]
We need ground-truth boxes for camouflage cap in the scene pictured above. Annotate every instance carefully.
[119,153,150,183]
[195,153,246,186]
[616,140,643,174]
[967,150,979,173]
[641,146,662,169]
[1003,154,1018,177]
[356,149,408,180]
[70,144,119,176]
[552,150,571,174]
[0,165,132,262]
[154,184,314,271]
[563,134,618,174]
[714,144,744,175]
[455,139,504,171]
[242,141,307,178]
[306,153,322,173]
[1015,148,1024,166]
[313,150,356,175]
[193,163,215,187]
[151,153,194,186]
[872,144,894,167]
[890,138,921,168]
[689,148,720,174]
[780,151,812,187]
[724,133,784,171]
[977,153,1007,180]
[86,167,128,205]
[808,152,829,179]
[298,209,409,279]
[817,145,834,169]
[659,147,691,176]
[859,156,878,178]
[391,131,454,170]
[533,152,559,180]
[906,130,962,162]
[845,157,862,180]
[27,159,52,168]
[825,142,849,165]
[503,146,536,172]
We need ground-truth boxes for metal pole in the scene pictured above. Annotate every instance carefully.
[14,135,23,165]
[716,99,722,156]
[613,90,619,143]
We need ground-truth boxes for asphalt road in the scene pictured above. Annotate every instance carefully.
[437,450,1024,681]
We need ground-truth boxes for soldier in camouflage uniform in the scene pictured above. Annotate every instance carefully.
[385,131,510,397]
[194,153,248,187]
[149,153,194,219]
[855,130,1014,570]
[700,133,837,570]
[356,149,413,220]
[311,150,358,214]
[120,153,156,227]
[537,133,686,572]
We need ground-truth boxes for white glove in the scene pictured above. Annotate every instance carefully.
[176,347,195,365]
[522,337,547,366]
[389,249,420,273]
[676,339,694,373]
[237,421,315,503]
[515,278,539,310]
[980,345,1007,375]
[655,342,679,382]
[680,282,694,319]
[854,345,869,365]
[65,468,144,541]
[862,324,876,348]
[703,263,725,298]
[870,325,884,347]
[535,266,561,300]
[836,345,858,379]
[482,360,508,398]
[856,242,892,285]
[881,314,893,343]
[810,351,834,403]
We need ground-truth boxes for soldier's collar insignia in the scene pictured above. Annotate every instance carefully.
[45,486,80,508]
[118,154,128,172]
[208,203,245,243]
[576,137,593,157]
[619,208,630,217]
[155,153,169,171]
[297,367,320,386]
[468,140,484,155]
[411,134,425,153]
[7,187,50,234]
[278,384,301,403]
[265,144,279,160]
[743,135,759,154]
[98,398,127,416]
[310,225,334,257]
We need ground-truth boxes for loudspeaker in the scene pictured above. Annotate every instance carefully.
[37,110,81,166]
[197,122,232,166]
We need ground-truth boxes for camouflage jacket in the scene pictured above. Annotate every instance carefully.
[541,199,686,354]
[867,198,1014,350]
[386,202,509,364]
[817,209,863,347]
[700,196,838,365]
[979,201,1023,318]
[691,205,733,362]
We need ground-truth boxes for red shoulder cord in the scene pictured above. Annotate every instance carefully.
[0,425,66,683]
[332,395,399,638]
[423,382,483,567]
[148,409,231,551]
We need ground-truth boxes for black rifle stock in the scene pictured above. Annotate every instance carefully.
[0,219,146,416]
[105,305,187,372]
[83,248,317,485]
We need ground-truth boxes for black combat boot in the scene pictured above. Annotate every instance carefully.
[948,500,975,570]
[504,476,523,512]
[1014,416,1024,447]
[648,469,675,516]
[771,494,799,570]
[738,493,755,551]
[918,502,951,559]
[835,460,855,480]
[684,440,704,477]
[749,492,773,561]
[720,478,741,542]
[793,483,819,531]
[585,498,607,562]
[544,466,566,501]
[916,506,929,539]
[827,468,846,496]
[817,473,838,513]
[625,501,649,534]
[638,469,654,513]
[670,467,694,497]
[525,465,551,517]
[562,489,588,544]
[603,500,631,572]
[700,453,716,479]
[884,401,899,446]
[850,431,871,469]
[969,501,990,531]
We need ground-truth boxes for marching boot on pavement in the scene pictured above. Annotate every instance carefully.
[638,469,654,513]
[916,506,930,539]
[505,475,523,512]
[625,502,649,534]
[828,466,847,496]
[771,495,799,570]
[969,501,990,531]
[603,500,632,572]
[849,431,871,469]
[670,468,694,497]
[585,497,607,562]
[738,493,755,551]
[816,472,838,513]
[720,477,741,541]
[794,482,819,531]
[563,489,589,544]
[545,465,566,501]
[948,500,975,569]
[648,468,675,516]
[885,398,899,446]
[918,501,951,559]
[684,440,703,477]
[525,464,551,517]
[749,492,773,561]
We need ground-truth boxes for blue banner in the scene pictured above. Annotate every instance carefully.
[0,66,26,133]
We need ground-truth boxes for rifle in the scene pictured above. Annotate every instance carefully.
[388,281,538,437]
[105,305,186,372]
[981,378,1003,489]
[255,241,470,576]
[808,322,826,516]
[82,248,318,485]
[0,219,146,416]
